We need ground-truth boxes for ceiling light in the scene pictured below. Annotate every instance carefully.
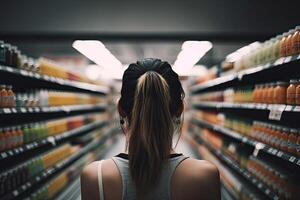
[72,40,122,68]
[173,41,212,75]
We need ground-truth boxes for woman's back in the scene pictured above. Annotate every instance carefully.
[81,153,220,200]
[81,58,220,200]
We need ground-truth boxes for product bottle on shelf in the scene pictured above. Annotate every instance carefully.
[291,26,300,56]
[7,85,16,108]
[0,85,8,108]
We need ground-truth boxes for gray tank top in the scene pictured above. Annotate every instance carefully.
[99,153,189,200]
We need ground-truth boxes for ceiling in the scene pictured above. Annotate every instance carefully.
[0,0,299,67]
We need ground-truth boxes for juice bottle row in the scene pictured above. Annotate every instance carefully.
[223,113,300,156]
[0,41,101,85]
[250,121,300,156]
[228,25,300,71]
[193,110,300,157]
[0,144,73,196]
[28,144,103,200]
[247,156,296,200]
[193,78,300,106]
[192,125,299,200]
[253,79,300,105]
[0,86,104,108]
[0,113,106,152]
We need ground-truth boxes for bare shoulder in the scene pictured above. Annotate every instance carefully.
[80,161,100,200]
[81,159,122,200]
[172,158,220,200]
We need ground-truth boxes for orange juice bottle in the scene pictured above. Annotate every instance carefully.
[7,85,15,108]
[0,85,8,108]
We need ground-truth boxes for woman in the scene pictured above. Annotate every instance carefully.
[81,58,220,200]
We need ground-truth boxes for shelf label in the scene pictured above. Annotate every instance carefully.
[274,57,285,65]
[289,156,296,163]
[284,56,292,63]
[1,152,7,158]
[268,105,286,121]
[3,108,11,114]
[6,67,13,72]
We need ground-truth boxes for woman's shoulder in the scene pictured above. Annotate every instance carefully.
[81,159,122,200]
[180,158,219,177]
[172,158,220,200]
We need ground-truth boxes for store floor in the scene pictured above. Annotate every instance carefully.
[72,134,199,200]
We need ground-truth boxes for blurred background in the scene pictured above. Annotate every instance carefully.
[0,0,300,200]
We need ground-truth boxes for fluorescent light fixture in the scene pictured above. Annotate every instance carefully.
[173,41,212,76]
[72,40,122,68]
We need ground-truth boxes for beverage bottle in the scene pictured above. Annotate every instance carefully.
[0,85,8,108]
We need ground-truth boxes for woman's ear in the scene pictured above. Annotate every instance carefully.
[118,100,127,118]
[175,101,184,117]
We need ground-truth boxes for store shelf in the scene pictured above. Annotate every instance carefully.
[191,54,300,94]
[0,104,107,115]
[193,102,300,127]
[0,104,107,126]
[0,121,108,163]
[191,118,300,167]
[191,131,280,200]
[1,127,118,200]
[0,65,108,95]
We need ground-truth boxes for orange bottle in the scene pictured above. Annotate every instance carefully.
[279,32,288,57]
[296,79,300,105]
[0,85,8,108]
[288,129,297,155]
[291,26,300,55]
[285,29,295,56]
[7,85,15,108]
[281,127,289,152]
[274,81,288,104]
[287,79,298,105]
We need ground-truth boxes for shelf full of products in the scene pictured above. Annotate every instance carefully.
[189,25,300,200]
[0,41,119,200]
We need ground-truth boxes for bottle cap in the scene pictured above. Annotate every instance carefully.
[290,79,298,84]
[276,81,288,86]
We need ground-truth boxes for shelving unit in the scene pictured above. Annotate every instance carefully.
[191,118,300,167]
[0,43,119,200]
[193,102,300,127]
[189,36,300,199]
[191,55,300,94]
[0,121,107,162]
[1,127,119,200]
[191,131,280,200]
[0,65,108,95]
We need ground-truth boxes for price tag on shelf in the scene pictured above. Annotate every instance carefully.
[1,152,7,158]
[293,106,300,112]
[3,108,11,114]
[284,56,292,63]
[20,70,28,76]
[20,108,27,113]
[268,104,286,121]
[6,67,13,72]
[274,57,285,65]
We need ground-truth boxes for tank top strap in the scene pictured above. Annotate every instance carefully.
[97,160,105,200]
